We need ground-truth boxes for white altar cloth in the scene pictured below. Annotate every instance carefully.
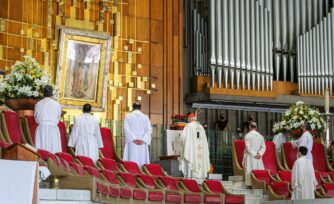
[0,159,38,204]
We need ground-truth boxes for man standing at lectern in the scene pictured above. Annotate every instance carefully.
[243,122,266,186]
[179,113,210,183]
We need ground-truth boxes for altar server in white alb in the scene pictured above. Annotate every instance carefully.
[291,146,317,200]
[179,113,210,183]
[123,102,152,166]
[68,103,103,162]
[272,131,287,162]
[243,122,266,186]
[35,85,62,153]
[290,123,313,161]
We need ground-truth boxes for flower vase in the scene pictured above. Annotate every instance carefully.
[5,98,39,117]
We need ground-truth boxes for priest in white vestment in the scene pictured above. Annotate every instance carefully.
[272,132,286,162]
[68,104,103,162]
[178,113,210,183]
[290,124,313,161]
[243,122,266,186]
[291,146,317,200]
[123,102,152,166]
[35,85,62,154]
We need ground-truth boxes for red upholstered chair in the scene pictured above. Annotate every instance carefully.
[262,141,287,176]
[203,180,245,204]
[100,170,121,198]
[267,181,291,200]
[251,170,275,190]
[116,172,148,201]
[319,183,334,198]
[69,162,86,176]
[47,154,72,176]
[178,179,222,204]
[76,155,96,168]
[232,140,245,176]
[21,115,38,146]
[312,143,333,174]
[0,139,10,148]
[327,172,334,183]
[38,149,54,161]
[56,152,75,164]
[119,160,142,174]
[156,176,183,203]
[58,121,72,154]
[277,170,292,184]
[142,163,168,177]
[1,111,26,144]
[136,174,165,202]
[97,158,120,172]
[282,142,298,170]
[99,127,121,161]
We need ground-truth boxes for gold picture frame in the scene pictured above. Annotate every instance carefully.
[56,27,111,111]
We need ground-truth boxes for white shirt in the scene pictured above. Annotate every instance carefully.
[291,131,313,161]
[291,156,317,200]
[34,97,62,153]
[123,110,152,166]
[68,113,103,162]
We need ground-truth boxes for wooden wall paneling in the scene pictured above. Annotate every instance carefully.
[0,0,8,19]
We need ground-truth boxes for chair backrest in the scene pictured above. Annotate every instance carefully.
[102,169,118,184]
[100,128,116,159]
[98,158,118,171]
[323,184,334,197]
[180,179,201,193]
[262,141,278,174]
[1,111,24,143]
[70,162,86,176]
[312,143,328,172]
[84,166,101,178]
[282,142,297,170]
[270,182,290,197]
[122,161,141,174]
[117,172,137,188]
[315,171,323,185]
[252,170,271,185]
[143,164,165,176]
[22,115,38,145]
[38,149,54,161]
[58,121,68,153]
[203,180,224,194]
[233,140,245,168]
[76,155,96,168]
[56,152,75,163]
[278,170,292,183]
[158,176,179,190]
[137,174,157,189]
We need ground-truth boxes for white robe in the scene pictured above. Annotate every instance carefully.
[178,121,210,183]
[291,156,317,200]
[68,113,103,162]
[273,133,286,162]
[243,130,266,186]
[35,97,62,154]
[122,110,152,166]
[291,131,313,161]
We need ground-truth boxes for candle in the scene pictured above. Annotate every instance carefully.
[325,88,330,113]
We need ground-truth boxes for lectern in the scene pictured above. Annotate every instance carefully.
[2,143,39,204]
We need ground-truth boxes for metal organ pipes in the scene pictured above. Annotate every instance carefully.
[297,7,334,96]
[210,0,216,88]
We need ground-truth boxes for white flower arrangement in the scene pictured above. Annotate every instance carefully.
[0,55,56,101]
[273,101,326,134]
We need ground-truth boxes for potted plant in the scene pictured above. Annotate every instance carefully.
[0,55,55,111]
[273,101,325,138]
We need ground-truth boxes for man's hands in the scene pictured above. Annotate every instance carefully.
[133,139,144,145]
[254,153,262,160]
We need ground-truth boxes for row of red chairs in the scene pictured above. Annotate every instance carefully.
[232,140,334,200]
[39,150,245,204]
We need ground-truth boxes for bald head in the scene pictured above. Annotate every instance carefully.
[249,122,257,130]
